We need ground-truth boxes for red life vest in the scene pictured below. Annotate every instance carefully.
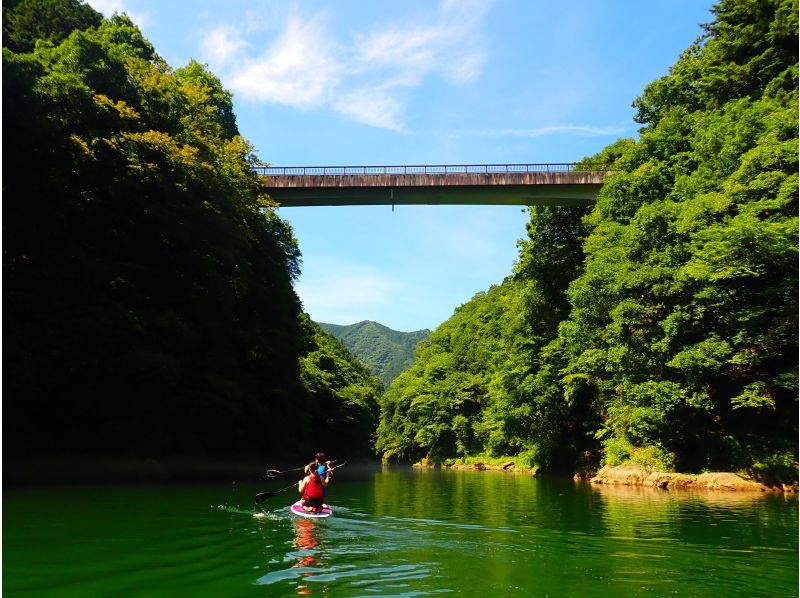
[302,473,324,500]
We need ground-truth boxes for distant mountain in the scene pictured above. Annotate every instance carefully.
[318,321,430,388]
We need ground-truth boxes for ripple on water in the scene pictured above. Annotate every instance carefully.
[3,478,797,596]
[254,562,439,589]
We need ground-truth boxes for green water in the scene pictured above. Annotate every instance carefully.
[4,467,797,596]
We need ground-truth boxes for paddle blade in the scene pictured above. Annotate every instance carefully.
[255,480,299,503]
[254,491,276,504]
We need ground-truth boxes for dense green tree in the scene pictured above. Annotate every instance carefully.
[3,2,378,464]
[377,0,797,483]
[319,320,430,388]
[376,205,591,468]
[562,0,797,479]
[376,283,515,462]
[299,316,383,457]
[3,0,103,54]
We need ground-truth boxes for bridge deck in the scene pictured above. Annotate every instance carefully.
[258,164,609,207]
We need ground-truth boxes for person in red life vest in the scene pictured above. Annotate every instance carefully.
[305,452,333,497]
[298,461,331,512]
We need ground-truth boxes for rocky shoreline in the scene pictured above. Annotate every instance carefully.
[589,464,796,493]
[413,460,797,493]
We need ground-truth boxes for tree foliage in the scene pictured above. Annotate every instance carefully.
[3,0,379,462]
[319,320,431,388]
[3,0,103,53]
[299,316,383,457]
[377,0,797,482]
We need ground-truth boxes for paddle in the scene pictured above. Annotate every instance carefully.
[254,481,298,504]
[265,466,304,478]
[254,462,347,504]
[265,459,338,478]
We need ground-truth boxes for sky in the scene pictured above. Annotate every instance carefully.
[88,0,714,332]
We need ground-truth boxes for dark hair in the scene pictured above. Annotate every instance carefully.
[315,452,326,462]
[308,462,319,477]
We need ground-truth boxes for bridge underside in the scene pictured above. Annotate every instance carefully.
[263,171,607,207]
[268,184,601,207]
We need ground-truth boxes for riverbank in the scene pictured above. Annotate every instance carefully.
[413,457,535,475]
[411,459,797,493]
[590,464,797,493]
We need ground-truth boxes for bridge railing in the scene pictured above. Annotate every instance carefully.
[254,163,609,176]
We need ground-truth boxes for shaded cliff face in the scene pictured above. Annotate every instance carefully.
[318,321,430,388]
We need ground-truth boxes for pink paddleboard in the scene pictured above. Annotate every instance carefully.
[290,500,332,518]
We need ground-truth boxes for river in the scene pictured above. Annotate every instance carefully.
[4,465,797,596]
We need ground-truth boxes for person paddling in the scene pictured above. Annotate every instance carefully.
[298,461,331,512]
[306,452,333,497]
[306,452,332,477]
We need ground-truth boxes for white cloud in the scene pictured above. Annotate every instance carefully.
[227,14,341,109]
[199,0,489,131]
[295,263,406,324]
[351,0,487,87]
[446,51,485,85]
[86,0,147,27]
[479,124,628,137]
[201,26,246,66]
[333,87,406,132]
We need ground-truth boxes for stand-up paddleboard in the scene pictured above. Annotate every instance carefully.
[290,500,332,518]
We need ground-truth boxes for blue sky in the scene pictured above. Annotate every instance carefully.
[89,0,713,332]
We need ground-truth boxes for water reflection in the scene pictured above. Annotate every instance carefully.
[371,465,548,528]
[590,483,796,547]
[252,514,332,594]
[5,478,795,596]
[590,483,784,507]
[367,466,798,594]
[251,469,796,595]
[293,518,321,568]
[291,518,330,595]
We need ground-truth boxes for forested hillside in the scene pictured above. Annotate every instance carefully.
[3,0,380,464]
[319,321,430,388]
[377,0,798,483]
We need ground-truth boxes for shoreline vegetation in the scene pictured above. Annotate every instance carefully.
[375,0,798,486]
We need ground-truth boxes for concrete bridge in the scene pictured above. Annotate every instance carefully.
[257,163,609,207]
